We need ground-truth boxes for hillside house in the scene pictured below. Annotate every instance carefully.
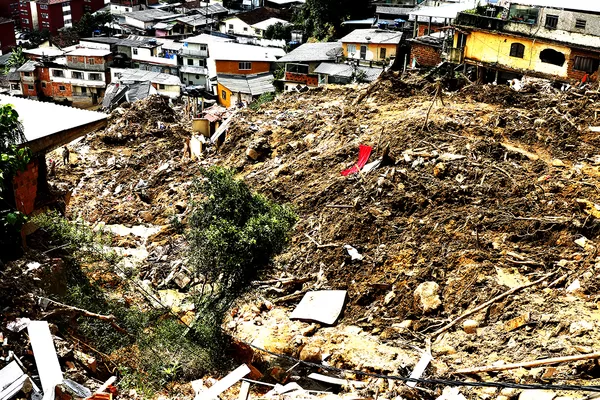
[219,7,289,37]
[277,42,342,91]
[341,29,402,63]
[110,0,159,15]
[217,73,274,108]
[179,34,232,88]
[110,68,182,98]
[409,2,472,38]
[452,0,600,83]
[121,9,181,32]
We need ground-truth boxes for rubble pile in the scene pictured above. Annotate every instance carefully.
[5,74,600,399]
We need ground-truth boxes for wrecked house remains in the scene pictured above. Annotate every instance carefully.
[453,0,600,83]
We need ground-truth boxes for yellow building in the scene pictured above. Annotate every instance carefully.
[340,29,402,63]
[452,4,600,83]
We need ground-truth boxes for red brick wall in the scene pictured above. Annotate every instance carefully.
[52,82,73,98]
[417,23,442,37]
[0,20,16,54]
[410,42,442,67]
[12,159,39,215]
[22,81,37,97]
[567,49,600,82]
[216,60,271,75]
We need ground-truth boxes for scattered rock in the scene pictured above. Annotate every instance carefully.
[518,390,556,400]
[414,282,441,313]
[569,320,593,336]
[299,345,322,363]
[462,319,478,334]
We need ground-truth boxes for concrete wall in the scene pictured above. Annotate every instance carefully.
[220,17,258,37]
[462,30,571,79]
[217,82,232,107]
[344,42,397,62]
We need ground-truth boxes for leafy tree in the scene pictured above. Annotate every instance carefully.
[0,104,31,262]
[264,22,293,41]
[186,167,296,330]
[25,29,50,48]
[296,0,371,40]
[53,12,115,46]
[4,47,27,74]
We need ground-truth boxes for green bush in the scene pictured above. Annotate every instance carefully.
[187,166,297,311]
[249,92,276,111]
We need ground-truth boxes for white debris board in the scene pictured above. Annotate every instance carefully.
[27,321,64,394]
[196,364,250,400]
[289,290,347,325]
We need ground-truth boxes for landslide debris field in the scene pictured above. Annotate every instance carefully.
[45,74,600,398]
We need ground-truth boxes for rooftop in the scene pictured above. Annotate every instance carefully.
[23,47,65,57]
[225,7,289,25]
[208,42,285,61]
[81,36,162,48]
[265,0,305,4]
[409,3,473,20]
[17,60,39,72]
[278,42,342,63]
[176,14,217,26]
[217,72,275,96]
[340,29,402,44]
[375,5,416,15]
[251,17,291,31]
[510,0,600,13]
[0,94,107,153]
[123,9,180,22]
[67,48,112,57]
[184,33,233,44]
[117,69,182,85]
[313,62,383,82]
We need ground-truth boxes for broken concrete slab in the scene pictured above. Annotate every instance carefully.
[290,291,347,325]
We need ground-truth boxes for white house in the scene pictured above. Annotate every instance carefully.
[219,7,289,38]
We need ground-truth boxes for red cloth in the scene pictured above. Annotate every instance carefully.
[341,144,373,176]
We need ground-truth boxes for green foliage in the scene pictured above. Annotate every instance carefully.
[273,65,285,80]
[187,167,297,314]
[4,47,27,74]
[249,92,275,110]
[264,22,293,41]
[53,12,115,46]
[296,0,371,40]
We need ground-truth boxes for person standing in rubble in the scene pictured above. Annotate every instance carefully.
[62,146,70,166]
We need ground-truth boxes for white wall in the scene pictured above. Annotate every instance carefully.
[220,17,259,37]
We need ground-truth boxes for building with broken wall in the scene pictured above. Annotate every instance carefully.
[452,0,600,83]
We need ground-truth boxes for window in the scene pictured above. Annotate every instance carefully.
[159,84,165,89]
[22,18,29,23]
[88,58,95,65]
[243,27,248,31]
[71,71,83,79]
[195,74,200,79]
[59,85,66,91]
[52,69,64,77]
[255,29,261,35]
[10,84,19,90]
[40,4,47,9]
[509,43,525,58]
[63,19,70,24]
[41,12,48,18]
[360,45,367,60]
[539,48,565,66]
[228,23,233,29]
[200,44,207,51]
[221,90,226,100]
[239,62,251,70]
[125,7,130,11]
[81,87,87,93]
[63,9,70,15]
[286,63,308,74]
[574,56,600,74]
[41,82,46,88]
[575,19,586,29]
[545,14,558,29]
[133,48,138,55]
[88,73,101,81]
[380,48,386,60]
[27,84,33,90]
[187,58,193,65]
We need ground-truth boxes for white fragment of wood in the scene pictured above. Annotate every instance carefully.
[308,373,367,388]
[407,350,433,388]
[95,376,117,394]
[28,321,63,399]
[238,380,250,400]
[196,364,250,400]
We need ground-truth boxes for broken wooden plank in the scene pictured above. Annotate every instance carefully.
[238,380,250,400]
[500,143,539,161]
[196,364,250,400]
[407,351,433,388]
[290,290,347,325]
[308,373,367,388]
[28,321,64,397]
[454,351,600,374]
[0,375,29,400]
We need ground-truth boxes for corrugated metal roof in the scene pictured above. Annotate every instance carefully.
[176,15,216,26]
[17,60,38,72]
[154,22,175,30]
[23,47,64,57]
[340,29,402,44]
[376,5,416,15]
[118,69,182,85]
[185,33,233,44]
[67,48,112,57]
[0,94,107,144]
[123,9,180,22]
[208,42,285,61]
[251,17,290,31]
[314,62,383,82]
[218,72,275,95]
[278,42,342,63]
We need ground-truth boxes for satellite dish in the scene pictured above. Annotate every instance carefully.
[365,36,371,41]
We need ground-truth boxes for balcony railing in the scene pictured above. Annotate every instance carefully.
[181,48,208,57]
[455,12,508,31]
